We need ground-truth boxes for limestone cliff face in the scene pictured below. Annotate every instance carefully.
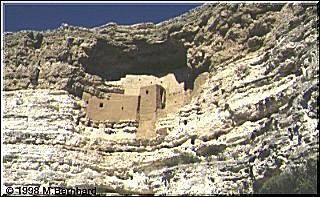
[3,3,319,195]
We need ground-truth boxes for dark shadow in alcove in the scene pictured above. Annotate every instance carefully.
[79,38,209,90]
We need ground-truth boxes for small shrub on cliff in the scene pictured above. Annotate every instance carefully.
[256,159,318,194]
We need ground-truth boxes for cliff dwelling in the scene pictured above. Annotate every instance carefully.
[4,3,319,195]
[82,73,204,138]
[77,29,210,139]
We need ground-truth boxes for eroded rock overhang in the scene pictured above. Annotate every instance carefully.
[80,37,188,80]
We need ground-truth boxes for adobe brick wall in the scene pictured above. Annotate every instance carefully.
[84,84,165,122]
[82,73,202,139]
[191,72,209,97]
[119,74,184,94]
[86,93,139,122]
[82,92,92,104]
[139,85,165,120]
[136,120,156,139]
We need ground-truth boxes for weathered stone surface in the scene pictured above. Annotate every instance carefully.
[3,3,318,195]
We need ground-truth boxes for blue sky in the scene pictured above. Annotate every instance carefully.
[3,3,203,32]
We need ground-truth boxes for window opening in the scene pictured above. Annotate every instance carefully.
[183,120,187,125]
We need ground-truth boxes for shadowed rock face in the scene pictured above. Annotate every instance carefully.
[3,3,319,195]
[80,38,188,80]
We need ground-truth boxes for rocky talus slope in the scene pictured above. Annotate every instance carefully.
[3,3,318,194]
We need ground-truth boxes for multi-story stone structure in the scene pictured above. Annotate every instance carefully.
[82,73,193,138]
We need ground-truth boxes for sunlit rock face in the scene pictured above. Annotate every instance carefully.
[3,3,318,195]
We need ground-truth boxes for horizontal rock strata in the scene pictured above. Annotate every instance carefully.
[3,3,319,195]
